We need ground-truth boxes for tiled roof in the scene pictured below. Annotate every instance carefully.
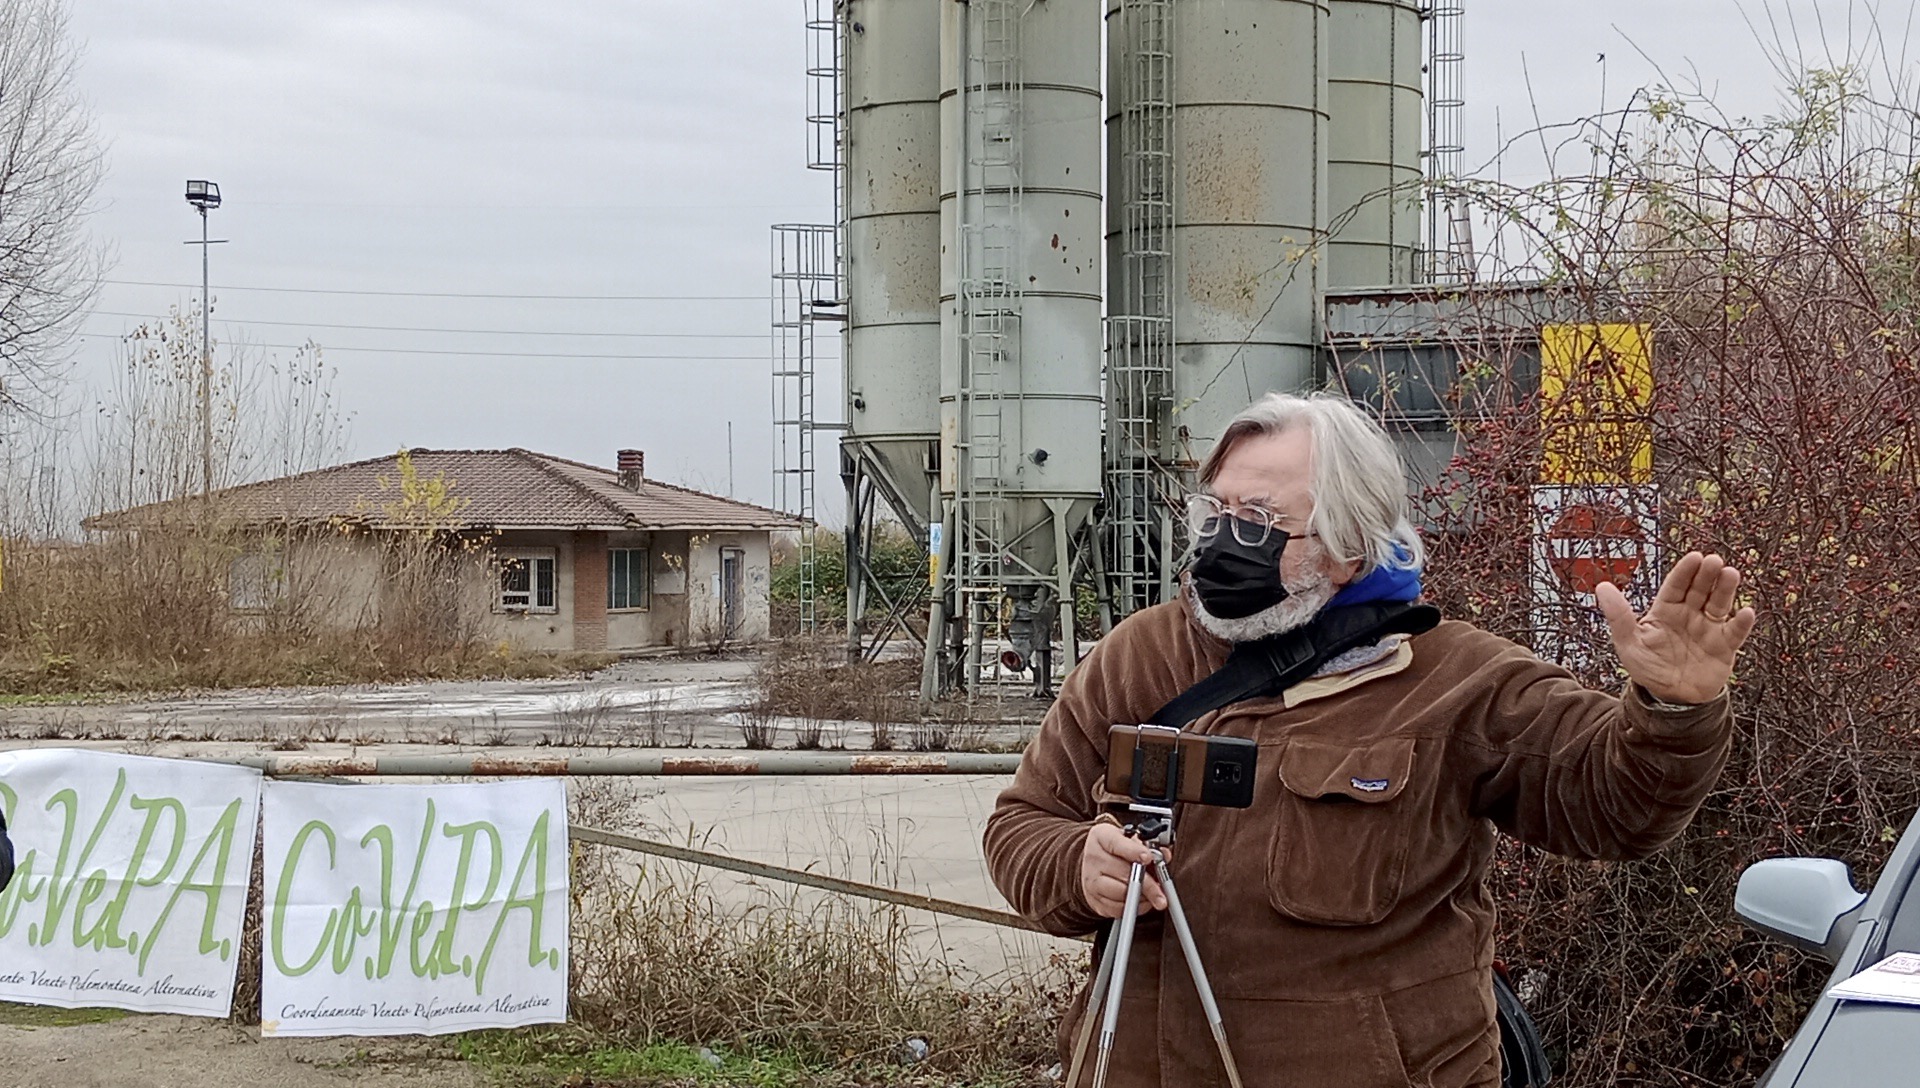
[84,449,805,532]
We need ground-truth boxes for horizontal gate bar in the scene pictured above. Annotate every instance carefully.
[569,825,1058,935]
[215,750,1025,777]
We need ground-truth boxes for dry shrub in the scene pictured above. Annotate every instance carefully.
[736,704,778,750]
[636,688,676,747]
[228,828,266,1026]
[748,635,925,753]
[552,689,620,748]
[752,636,922,722]
[1359,66,1920,1086]
[567,836,1072,1081]
[0,520,614,695]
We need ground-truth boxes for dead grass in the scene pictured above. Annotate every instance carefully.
[567,793,1072,1083]
[228,831,267,1026]
[0,533,615,696]
[0,640,617,698]
[633,688,697,748]
[735,705,777,750]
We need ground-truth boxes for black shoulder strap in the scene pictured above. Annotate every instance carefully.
[1149,602,1441,727]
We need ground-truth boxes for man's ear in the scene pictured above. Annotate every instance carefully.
[1332,556,1364,589]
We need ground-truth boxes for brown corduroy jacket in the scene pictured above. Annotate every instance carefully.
[984,599,1732,1088]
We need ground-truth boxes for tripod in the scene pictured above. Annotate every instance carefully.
[1065,805,1244,1088]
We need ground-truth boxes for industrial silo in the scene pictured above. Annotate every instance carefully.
[935,0,1103,690]
[1109,0,1330,471]
[842,0,944,531]
[1326,0,1424,287]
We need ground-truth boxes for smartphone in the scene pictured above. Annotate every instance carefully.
[1105,725,1258,809]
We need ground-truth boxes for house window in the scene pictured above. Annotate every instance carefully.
[608,548,650,611]
[497,549,557,612]
[229,551,287,612]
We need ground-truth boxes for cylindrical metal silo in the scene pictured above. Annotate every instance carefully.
[843,0,944,530]
[1326,0,1423,287]
[938,0,1104,575]
[1109,0,1330,470]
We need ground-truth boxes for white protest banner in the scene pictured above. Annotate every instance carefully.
[260,778,569,1037]
[0,749,262,1017]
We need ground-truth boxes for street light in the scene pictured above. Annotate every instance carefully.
[184,180,224,498]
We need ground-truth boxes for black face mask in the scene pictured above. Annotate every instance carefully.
[1190,518,1293,619]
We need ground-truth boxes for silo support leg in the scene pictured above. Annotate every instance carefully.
[1048,498,1079,677]
[921,495,955,707]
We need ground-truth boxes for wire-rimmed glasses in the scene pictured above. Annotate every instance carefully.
[1184,494,1312,548]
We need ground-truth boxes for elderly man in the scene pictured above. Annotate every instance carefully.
[984,392,1755,1088]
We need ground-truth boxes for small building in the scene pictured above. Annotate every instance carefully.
[84,448,803,652]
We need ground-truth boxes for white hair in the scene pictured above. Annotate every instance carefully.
[1198,391,1425,575]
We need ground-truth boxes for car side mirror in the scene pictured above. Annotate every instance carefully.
[1735,858,1869,963]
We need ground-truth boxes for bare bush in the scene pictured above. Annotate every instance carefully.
[1345,57,1920,1087]
[790,716,828,750]
[735,705,777,750]
[635,687,671,747]
[551,689,618,748]
[749,636,923,752]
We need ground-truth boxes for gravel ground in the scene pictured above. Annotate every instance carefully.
[0,1010,481,1088]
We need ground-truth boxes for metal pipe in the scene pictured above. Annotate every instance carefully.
[209,751,1023,778]
[570,825,1049,933]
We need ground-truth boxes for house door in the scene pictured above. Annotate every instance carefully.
[721,548,744,638]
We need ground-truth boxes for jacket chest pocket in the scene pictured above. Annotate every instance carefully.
[1267,735,1419,926]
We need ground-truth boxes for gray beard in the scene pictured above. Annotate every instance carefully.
[1190,567,1339,643]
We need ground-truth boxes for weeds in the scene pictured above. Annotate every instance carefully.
[553,689,618,748]
[454,1032,828,1087]
[636,688,677,747]
[568,833,1070,1083]
[736,706,777,750]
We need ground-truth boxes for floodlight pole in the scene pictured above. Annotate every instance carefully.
[184,180,226,498]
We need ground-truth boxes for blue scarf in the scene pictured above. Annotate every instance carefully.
[1327,544,1424,608]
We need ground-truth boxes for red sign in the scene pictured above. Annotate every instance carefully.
[1546,502,1645,595]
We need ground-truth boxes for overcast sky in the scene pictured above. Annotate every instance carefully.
[56,0,1918,521]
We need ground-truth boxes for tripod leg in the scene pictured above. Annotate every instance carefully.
[1064,915,1121,1088]
[1089,860,1148,1088]
[1156,856,1245,1088]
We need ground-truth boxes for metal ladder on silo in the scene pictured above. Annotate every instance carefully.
[1106,0,1178,619]
[767,0,846,635]
[771,224,839,634]
[1423,0,1467,282]
[955,0,1024,691]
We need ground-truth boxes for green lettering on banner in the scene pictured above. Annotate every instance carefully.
[358,801,435,980]
[138,798,242,973]
[34,771,128,946]
[428,819,503,980]
[474,810,560,995]
[272,820,337,977]
[0,759,256,991]
[74,794,187,955]
[263,795,563,998]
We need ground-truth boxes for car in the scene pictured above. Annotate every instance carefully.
[1735,807,1920,1085]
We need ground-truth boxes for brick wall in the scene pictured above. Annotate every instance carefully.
[572,531,608,651]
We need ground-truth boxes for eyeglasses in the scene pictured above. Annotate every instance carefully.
[1184,494,1316,548]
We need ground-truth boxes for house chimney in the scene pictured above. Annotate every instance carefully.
[617,449,645,491]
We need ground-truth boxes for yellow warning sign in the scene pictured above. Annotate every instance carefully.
[1539,323,1654,485]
